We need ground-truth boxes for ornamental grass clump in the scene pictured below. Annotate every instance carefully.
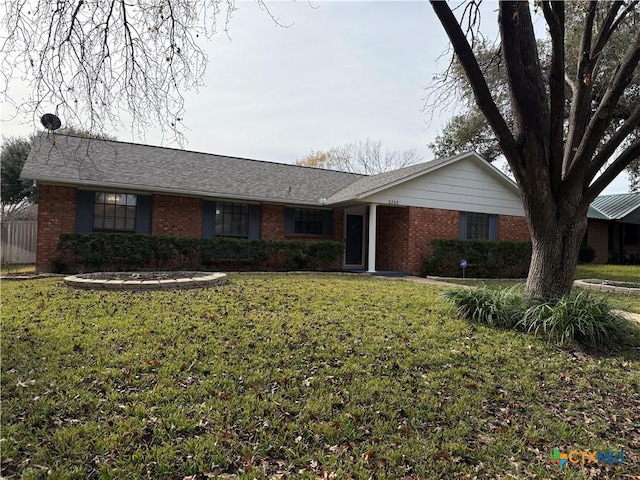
[517,290,637,348]
[444,286,639,349]
[442,285,523,329]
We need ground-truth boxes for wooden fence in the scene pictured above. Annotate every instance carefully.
[1,220,37,265]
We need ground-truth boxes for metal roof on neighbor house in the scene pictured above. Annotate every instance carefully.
[588,193,640,221]
[21,134,363,206]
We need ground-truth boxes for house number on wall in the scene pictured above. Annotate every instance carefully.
[387,200,399,205]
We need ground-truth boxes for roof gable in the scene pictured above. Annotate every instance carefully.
[327,151,520,205]
[588,193,640,221]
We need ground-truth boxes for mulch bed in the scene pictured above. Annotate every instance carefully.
[73,271,211,281]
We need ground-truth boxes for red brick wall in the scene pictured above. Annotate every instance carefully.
[152,194,202,237]
[376,206,409,271]
[36,184,77,271]
[498,215,530,241]
[405,207,460,274]
[261,204,286,240]
[383,209,528,274]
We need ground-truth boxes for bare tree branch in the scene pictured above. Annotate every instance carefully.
[584,103,640,186]
[585,137,640,203]
[0,0,288,144]
[566,27,640,181]
[429,1,519,172]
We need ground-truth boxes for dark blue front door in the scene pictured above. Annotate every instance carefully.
[345,214,364,266]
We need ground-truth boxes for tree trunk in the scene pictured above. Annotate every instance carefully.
[525,215,587,299]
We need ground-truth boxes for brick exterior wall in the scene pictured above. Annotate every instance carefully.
[376,206,409,271]
[498,215,530,241]
[152,194,203,237]
[405,207,460,274]
[375,206,530,274]
[34,184,532,275]
[587,221,609,264]
[36,184,77,271]
[261,204,286,240]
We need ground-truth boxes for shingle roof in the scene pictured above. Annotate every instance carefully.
[588,193,640,220]
[21,134,363,206]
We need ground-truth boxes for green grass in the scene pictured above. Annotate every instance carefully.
[2,274,639,479]
[1,264,36,275]
[575,264,640,282]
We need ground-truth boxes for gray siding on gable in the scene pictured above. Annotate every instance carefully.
[362,158,524,217]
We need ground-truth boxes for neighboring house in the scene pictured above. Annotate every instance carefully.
[21,133,530,273]
[586,193,640,264]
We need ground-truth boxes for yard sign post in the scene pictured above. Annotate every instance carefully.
[460,258,468,279]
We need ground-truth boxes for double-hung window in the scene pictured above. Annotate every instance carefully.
[284,207,332,236]
[293,208,323,234]
[93,192,137,232]
[215,202,250,238]
[460,212,498,240]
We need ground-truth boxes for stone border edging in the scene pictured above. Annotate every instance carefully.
[574,279,640,295]
[64,272,227,290]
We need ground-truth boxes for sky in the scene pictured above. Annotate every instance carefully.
[0,0,631,193]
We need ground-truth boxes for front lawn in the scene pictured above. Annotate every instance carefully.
[575,264,640,282]
[2,275,638,479]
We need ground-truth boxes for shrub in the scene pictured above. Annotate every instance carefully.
[578,244,596,264]
[517,290,637,348]
[57,233,343,272]
[443,286,639,349]
[423,239,531,278]
[442,285,523,329]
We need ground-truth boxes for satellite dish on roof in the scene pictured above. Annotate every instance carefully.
[41,113,62,131]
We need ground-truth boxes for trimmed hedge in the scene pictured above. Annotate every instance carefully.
[578,244,596,264]
[422,239,531,278]
[57,233,344,272]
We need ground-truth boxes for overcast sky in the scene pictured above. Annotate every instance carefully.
[0,0,631,193]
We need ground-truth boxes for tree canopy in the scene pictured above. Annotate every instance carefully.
[1,137,36,214]
[429,2,640,190]
[430,0,640,299]
[0,0,282,143]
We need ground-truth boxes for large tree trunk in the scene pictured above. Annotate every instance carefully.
[525,213,587,299]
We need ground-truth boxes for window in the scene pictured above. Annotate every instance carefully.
[93,192,137,232]
[215,202,249,238]
[294,208,323,234]
[284,207,332,236]
[460,212,497,240]
[467,213,490,240]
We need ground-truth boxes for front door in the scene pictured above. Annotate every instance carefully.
[345,213,364,267]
